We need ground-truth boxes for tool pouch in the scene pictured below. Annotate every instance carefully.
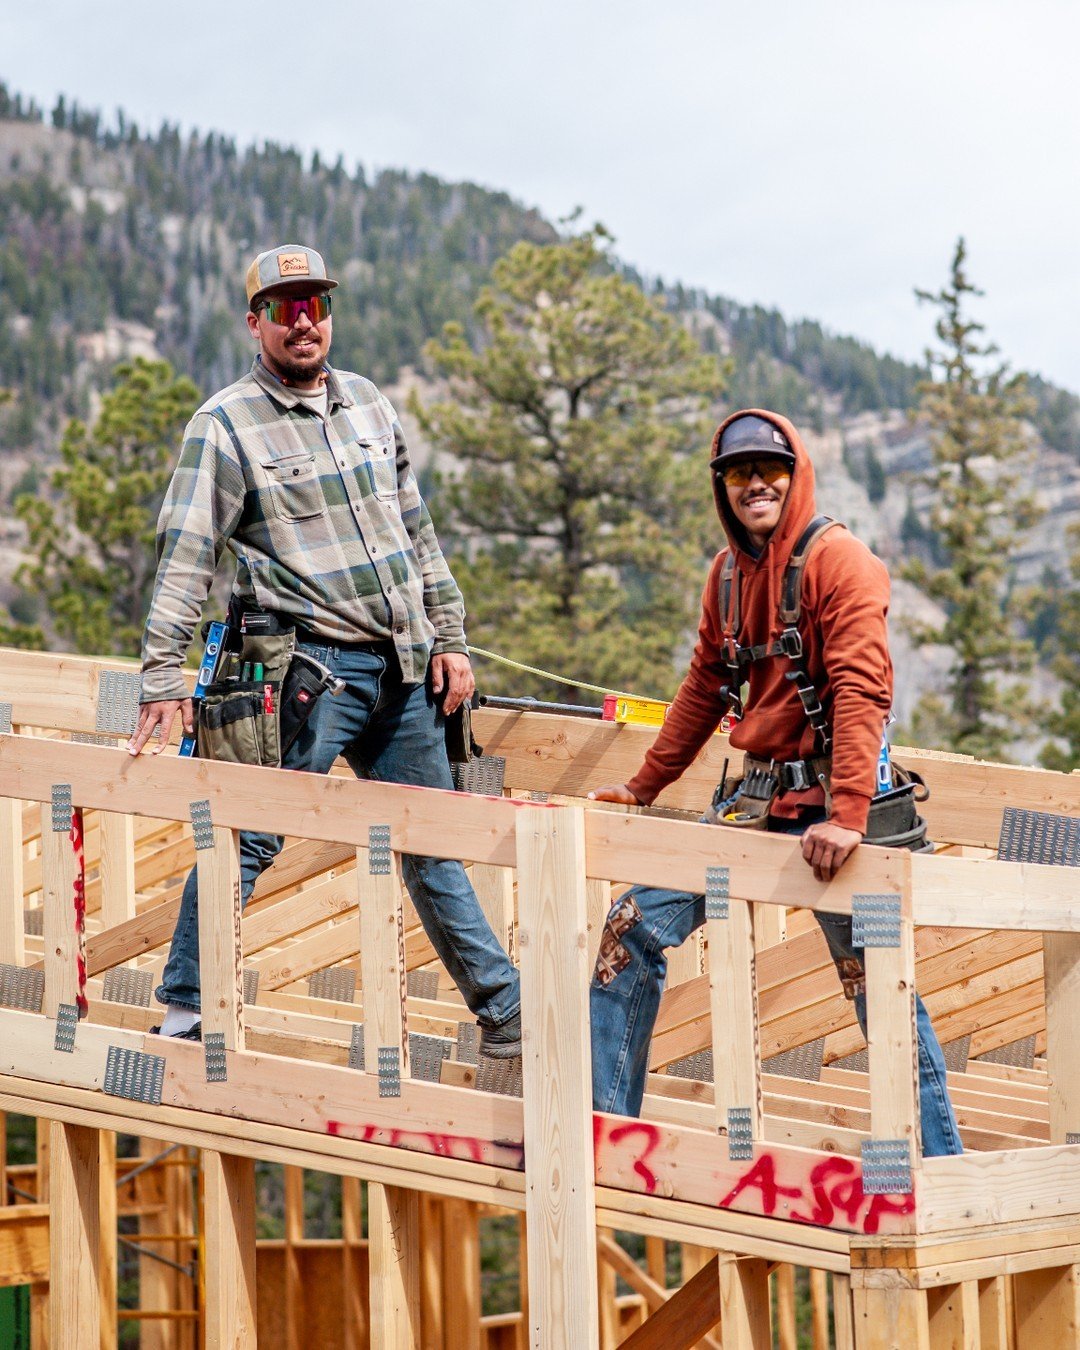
[864,763,933,852]
[699,763,779,831]
[197,632,295,768]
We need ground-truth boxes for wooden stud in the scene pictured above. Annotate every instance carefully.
[516,805,599,1349]
[342,1176,366,1350]
[419,1192,444,1350]
[863,896,920,1160]
[718,1256,771,1349]
[358,840,419,1347]
[49,1120,100,1350]
[597,1227,621,1350]
[0,793,25,966]
[926,1280,980,1348]
[1042,931,1080,1142]
[614,1255,721,1350]
[831,1272,855,1350]
[707,896,762,1135]
[284,1165,306,1350]
[775,1264,797,1350]
[473,863,517,961]
[202,1149,257,1349]
[41,802,81,1018]
[851,1286,930,1350]
[1013,1263,1080,1347]
[196,825,244,1049]
[977,1275,1010,1350]
[809,1268,830,1349]
[441,1197,481,1350]
[99,811,136,930]
[99,1130,117,1350]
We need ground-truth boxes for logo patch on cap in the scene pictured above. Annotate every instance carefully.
[773,429,786,446]
[277,252,310,277]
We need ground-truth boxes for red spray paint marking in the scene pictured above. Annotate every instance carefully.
[327,1120,526,1171]
[719,1150,914,1236]
[594,1117,662,1194]
[70,808,88,1017]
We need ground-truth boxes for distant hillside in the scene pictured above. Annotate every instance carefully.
[2,83,1080,738]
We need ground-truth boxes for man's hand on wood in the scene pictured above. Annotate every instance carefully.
[128,699,194,756]
[800,821,862,883]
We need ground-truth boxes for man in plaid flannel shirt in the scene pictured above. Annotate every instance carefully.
[128,244,522,1055]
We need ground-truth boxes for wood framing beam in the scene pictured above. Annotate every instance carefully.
[517,805,600,1346]
[1043,932,1080,1143]
[49,1120,100,1349]
[202,1149,257,1348]
[708,896,762,1139]
[864,895,920,1162]
[196,824,244,1049]
[614,1254,721,1350]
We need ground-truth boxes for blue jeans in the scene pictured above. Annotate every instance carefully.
[156,642,521,1029]
[590,813,963,1157]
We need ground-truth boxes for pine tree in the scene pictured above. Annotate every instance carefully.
[412,227,729,702]
[1038,530,1080,770]
[902,240,1040,760]
[16,357,199,656]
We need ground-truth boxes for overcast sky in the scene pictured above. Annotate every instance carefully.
[4,1,1079,391]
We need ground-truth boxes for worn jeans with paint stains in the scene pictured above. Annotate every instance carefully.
[156,642,521,1029]
[589,811,963,1157]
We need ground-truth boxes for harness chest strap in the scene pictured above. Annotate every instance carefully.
[718,515,842,748]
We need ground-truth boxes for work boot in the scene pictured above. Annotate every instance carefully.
[149,1022,203,1042]
[478,1012,522,1060]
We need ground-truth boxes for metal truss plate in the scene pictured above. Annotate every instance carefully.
[727,1106,754,1161]
[96,670,141,736]
[190,800,213,851]
[242,968,259,1008]
[0,963,44,1012]
[307,967,356,1004]
[1067,1133,1080,1146]
[762,1037,826,1083]
[54,1003,79,1053]
[348,1023,365,1071]
[666,1050,714,1082]
[475,1055,523,1098]
[203,1031,227,1083]
[998,806,1080,866]
[704,866,730,921]
[831,1048,869,1074]
[456,1022,480,1066]
[941,1034,971,1074]
[102,966,154,1008]
[71,731,118,746]
[368,824,391,875]
[851,894,902,948]
[529,791,549,802]
[22,908,43,937]
[450,754,507,796]
[377,1045,401,1098]
[975,1035,1036,1070]
[51,784,73,833]
[409,1032,452,1083]
[407,969,439,1001]
[104,1045,165,1105]
[0,703,11,734]
[861,1138,913,1195]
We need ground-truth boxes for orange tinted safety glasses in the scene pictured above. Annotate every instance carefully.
[718,457,792,487]
[259,293,332,327]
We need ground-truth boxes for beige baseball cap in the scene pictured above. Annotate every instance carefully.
[245,244,339,308]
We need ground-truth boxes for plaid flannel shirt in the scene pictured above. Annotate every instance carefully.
[139,359,467,702]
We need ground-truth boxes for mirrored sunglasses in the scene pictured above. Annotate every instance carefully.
[718,457,792,487]
[259,293,332,327]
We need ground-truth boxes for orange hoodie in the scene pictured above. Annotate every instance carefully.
[626,409,892,834]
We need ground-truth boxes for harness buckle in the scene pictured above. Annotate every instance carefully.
[782,760,813,792]
[778,627,803,659]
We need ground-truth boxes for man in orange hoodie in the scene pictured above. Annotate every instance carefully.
[589,409,962,1155]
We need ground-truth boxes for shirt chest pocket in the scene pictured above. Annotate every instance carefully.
[360,434,398,500]
[259,454,326,522]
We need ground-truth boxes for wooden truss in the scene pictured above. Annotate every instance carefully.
[0,649,1078,1346]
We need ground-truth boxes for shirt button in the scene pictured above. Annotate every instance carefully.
[395,625,405,634]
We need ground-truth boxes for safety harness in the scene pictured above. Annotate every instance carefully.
[718,513,840,770]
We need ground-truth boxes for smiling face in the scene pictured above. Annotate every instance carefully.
[723,458,792,549]
[246,288,333,389]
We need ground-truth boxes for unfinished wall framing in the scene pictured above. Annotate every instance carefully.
[0,649,1077,1347]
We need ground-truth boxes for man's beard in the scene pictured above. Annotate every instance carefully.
[277,347,324,384]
